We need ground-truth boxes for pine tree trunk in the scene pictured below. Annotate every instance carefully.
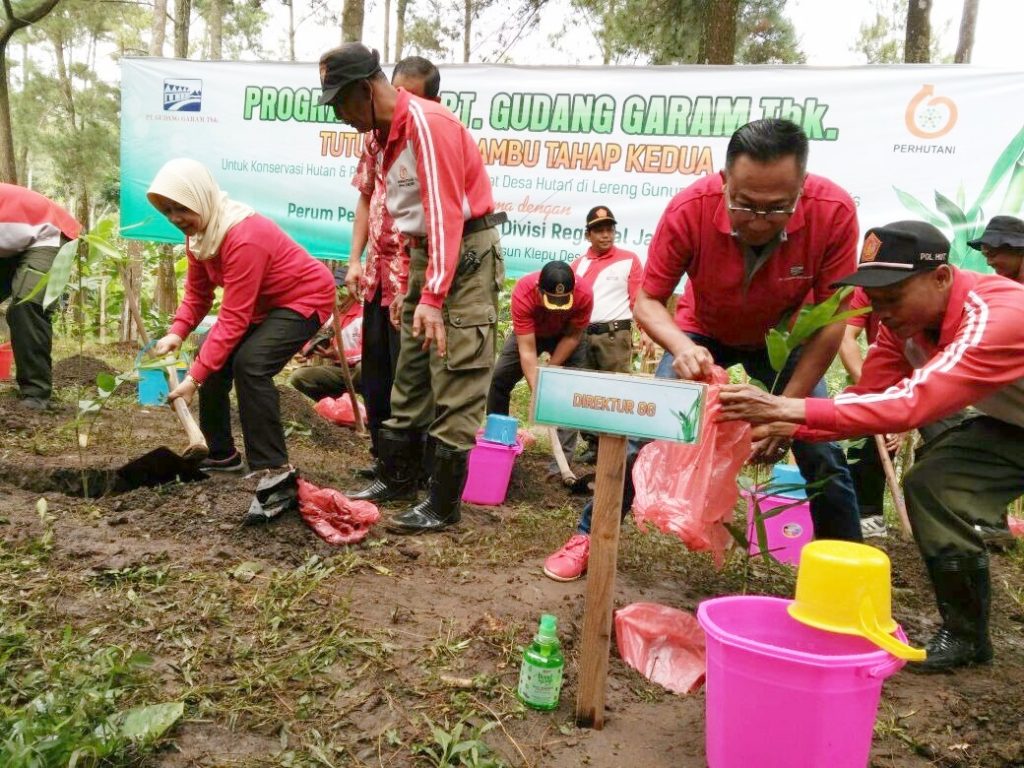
[383,0,391,62]
[699,0,738,64]
[954,0,978,63]
[155,245,179,316]
[174,0,191,58]
[208,0,223,59]
[150,0,168,55]
[395,0,408,60]
[463,0,472,62]
[904,0,932,63]
[120,242,145,343]
[342,0,365,42]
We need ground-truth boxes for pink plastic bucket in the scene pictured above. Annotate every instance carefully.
[462,438,524,505]
[0,342,12,380]
[697,596,906,768]
[742,491,814,565]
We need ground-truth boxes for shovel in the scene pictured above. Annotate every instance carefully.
[114,293,210,492]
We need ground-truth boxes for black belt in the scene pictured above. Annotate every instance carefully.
[587,319,633,334]
[463,211,508,236]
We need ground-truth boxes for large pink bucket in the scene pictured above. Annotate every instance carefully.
[697,596,906,768]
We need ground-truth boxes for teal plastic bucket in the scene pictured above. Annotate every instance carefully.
[136,343,188,406]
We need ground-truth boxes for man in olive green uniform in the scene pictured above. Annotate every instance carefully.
[319,43,505,533]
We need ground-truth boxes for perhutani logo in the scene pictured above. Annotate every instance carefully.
[893,84,958,155]
[163,79,202,112]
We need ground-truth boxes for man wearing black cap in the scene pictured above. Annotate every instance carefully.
[719,220,1024,671]
[570,205,643,462]
[318,43,506,534]
[487,261,593,420]
[968,215,1024,283]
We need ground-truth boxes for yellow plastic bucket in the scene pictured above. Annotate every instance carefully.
[788,540,926,661]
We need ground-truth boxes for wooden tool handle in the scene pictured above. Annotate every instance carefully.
[875,433,911,538]
[168,366,208,460]
[548,426,577,484]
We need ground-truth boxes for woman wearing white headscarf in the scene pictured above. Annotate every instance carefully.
[148,158,335,522]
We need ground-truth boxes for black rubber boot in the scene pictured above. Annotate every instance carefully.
[420,435,437,490]
[356,430,383,479]
[914,555,993,672]
[244,468,299,525]
[388,443,468,534]
[345,429,419,502]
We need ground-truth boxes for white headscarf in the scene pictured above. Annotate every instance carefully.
[147,158,254,261]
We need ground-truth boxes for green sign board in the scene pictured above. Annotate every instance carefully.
[533,367,707,444]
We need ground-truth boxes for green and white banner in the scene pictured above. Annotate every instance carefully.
[121,59,1024,276]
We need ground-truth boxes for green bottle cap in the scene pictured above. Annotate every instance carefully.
[538,614,558,641]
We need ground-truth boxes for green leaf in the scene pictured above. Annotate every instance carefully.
[96,372,116,393]
[109,701,184,743]
[41,238,80,309]
[81,232,124,262]
[934,190,967,229]
[966,123,1024,221]
[765,329,789,373]
[892,187,946,228]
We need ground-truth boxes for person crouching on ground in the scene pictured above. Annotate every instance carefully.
[719,221,1024,671]
[148,158,335,523]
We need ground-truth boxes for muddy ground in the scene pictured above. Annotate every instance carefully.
[2,354,1023,767]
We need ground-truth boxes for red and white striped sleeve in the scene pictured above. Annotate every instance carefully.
[798,289,1024,439]
[406,100,467,308]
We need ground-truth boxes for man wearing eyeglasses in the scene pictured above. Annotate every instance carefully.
[543,118,861,582]
[637,117,861,540]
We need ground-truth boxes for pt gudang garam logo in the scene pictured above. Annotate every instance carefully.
[905,84,957,139]
[163,79,203,112]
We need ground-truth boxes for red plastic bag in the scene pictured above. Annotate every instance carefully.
[314,393,367,427]
[614,602,706,695]
[1010,515,1024,538]
[631,366,751,567]
[297,479,380,544]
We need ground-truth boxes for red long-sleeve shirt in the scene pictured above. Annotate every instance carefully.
[571,245,642,323]
[797,268,1024,440]
[380,89,495,308]
[0,183,81,256]
[169,214,335,382]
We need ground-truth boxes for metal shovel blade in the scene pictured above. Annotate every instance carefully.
[115,446,207,492]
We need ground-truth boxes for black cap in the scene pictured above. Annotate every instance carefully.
[834,221,950,289]
[318,43,382,106]
[586,205,617,230]
[967,215,1024,251]
[539,261,575,310]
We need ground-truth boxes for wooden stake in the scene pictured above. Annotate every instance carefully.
[575,433,627,729]
[875,434,912,538]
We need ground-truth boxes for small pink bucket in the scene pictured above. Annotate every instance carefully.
[0,342,12,380]
[462,438,524,505]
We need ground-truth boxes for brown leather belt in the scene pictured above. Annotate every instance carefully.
[587,319,633,334]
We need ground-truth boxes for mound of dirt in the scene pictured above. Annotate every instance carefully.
[53,354,116,388]
[277,385,352,447]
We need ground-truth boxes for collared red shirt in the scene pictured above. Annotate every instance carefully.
[642,172,859,348]
[0,182,81,257]
[352,133,403,307]
[511,272,593,339]
[571,245,642,323]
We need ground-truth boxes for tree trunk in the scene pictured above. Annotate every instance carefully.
[904,0,932,63]
[342,0,365,42]
[150,0,168,55]
[155,244,179,316]
[395,0,408,60]
[174,0,191,58]
[207,0,223,59]
[463,0,471,62]
[383,0,391,61]
[120,242,145,343]
[287,0,295,61]
[954,0,979,63]
[0,0,62,183]
[699,0,738,64]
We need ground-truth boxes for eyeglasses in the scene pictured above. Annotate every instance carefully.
[725,187,800,223]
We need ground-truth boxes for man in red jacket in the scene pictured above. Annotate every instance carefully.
[0,183,81,409]
[318,43,505,534]
[720,220,1024,671]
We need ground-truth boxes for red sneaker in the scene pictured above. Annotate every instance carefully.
[543,533,590,582]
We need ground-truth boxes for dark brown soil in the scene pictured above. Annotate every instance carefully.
[1,379,1023,767]
[52,353,117,387]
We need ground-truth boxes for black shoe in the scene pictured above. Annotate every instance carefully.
[346,429,419,502]
[356,459,381,479]
[914,555,993,672]
[388,443,468,534]
[18,396,51,411]
[244,468,299,524]
[201,450,244,473]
